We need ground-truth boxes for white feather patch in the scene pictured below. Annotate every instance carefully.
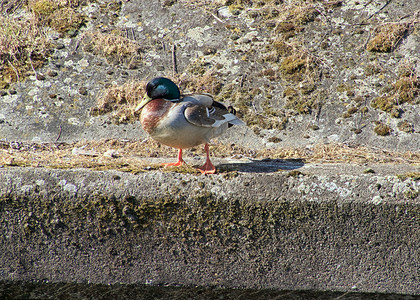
[212,113,239,128]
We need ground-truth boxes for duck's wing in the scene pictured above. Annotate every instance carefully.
[182,94,214,107]
[184,103,245,128]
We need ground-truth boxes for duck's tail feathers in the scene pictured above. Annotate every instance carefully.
[228,117,246,126]
[212,113,245,128]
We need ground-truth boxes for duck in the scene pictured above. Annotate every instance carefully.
[135,77,245,174]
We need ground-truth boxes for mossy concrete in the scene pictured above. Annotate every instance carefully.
[0,166,418,295]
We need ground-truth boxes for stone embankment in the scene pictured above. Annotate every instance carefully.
[0,163,418,295]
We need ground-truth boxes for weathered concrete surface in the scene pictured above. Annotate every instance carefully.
[1,0,419,151]
[1,0,419,297]
[0,165,418,295]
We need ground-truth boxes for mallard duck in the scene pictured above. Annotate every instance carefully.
[135,77,245,174]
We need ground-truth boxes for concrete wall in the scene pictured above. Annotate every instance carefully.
[0,166,418,295]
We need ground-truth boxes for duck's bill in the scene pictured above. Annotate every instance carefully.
[135,94,152,111]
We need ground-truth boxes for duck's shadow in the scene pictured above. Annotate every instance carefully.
[217,158,305,173]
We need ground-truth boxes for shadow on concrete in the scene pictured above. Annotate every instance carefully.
[218,158,305,173]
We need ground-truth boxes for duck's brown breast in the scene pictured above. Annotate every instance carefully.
[140,99,173,134]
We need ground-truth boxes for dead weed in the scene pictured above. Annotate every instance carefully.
[0,140,418,174]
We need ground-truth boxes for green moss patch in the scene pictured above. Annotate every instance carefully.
[373,122,391,136]
[397,172,420,181]
[29,0,85,34]
[342,106,358,118]
[4,189,417,254]
[284,88,324,115]
[366,23,408,53]
[397,121,414,133]
[393,76,419,104]
[371,96,395,112]
[336,83,355,98]
[280,55,307,74]
[370,72,419,117]
[285,95,315,114]
[28,0,86,34]
[48,7,85,34]
[370,96,401,118]
[29,0,57,20]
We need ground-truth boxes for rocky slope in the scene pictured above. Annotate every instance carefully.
[0,0,419,153]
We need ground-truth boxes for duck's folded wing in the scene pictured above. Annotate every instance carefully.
[184,104,244,128]
[182,94,214,107]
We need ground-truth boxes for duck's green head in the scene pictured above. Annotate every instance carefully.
[135,77,180,111]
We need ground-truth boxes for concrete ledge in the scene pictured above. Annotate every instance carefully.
[0,166,418,295]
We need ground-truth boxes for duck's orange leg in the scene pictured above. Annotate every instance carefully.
[162,149,185,167]
[198,144,216,174]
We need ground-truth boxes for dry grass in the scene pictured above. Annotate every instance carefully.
[91,80,145,124]
[0,0,91,84]
[0,0,27,14]
[82,31,142,66]
[0,140,418,175]
[48,6,84,33]
[253,142,420,165]
[28,0,85,34]
[393,75,420,104]
[0,14,50,83]
[51,0,92,7]
[175,72,223,95]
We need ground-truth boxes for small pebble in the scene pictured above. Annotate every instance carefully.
[103,150,119,158]
[55,43,65,50]
[36,74,46,80]
[128,63,137,69]
[47,69,58,77]
[67,30,77,37]
[203,48,217,55]
[78,87,88,95]
[363,168,375,174]
[72,147,99,157]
